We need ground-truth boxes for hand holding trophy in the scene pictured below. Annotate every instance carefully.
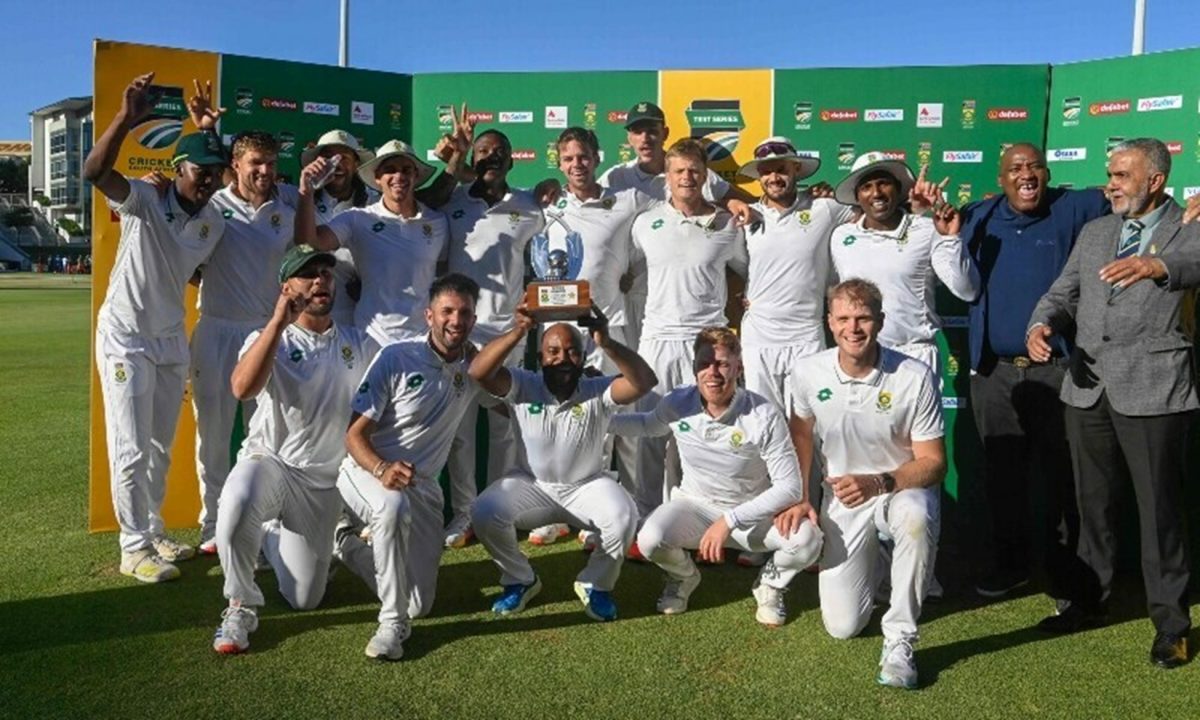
[525,219,591,321]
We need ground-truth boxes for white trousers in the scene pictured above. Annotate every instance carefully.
[632,338,695,518]
[96,322,189,553]
[191,316,260,542]
[890,341,941,387]
[818,486,940,642]
[742,340,824,417]
[216,452,340,610]
[637,490,823,589]
[472,472,637,591]
[623,290,647,361]
[336,461,445,623]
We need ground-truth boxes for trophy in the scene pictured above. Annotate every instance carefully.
[526,218,591,321]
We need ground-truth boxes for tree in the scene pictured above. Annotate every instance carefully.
[0,159,28,193]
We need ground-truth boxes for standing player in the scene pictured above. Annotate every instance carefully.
[611,327,822,626]
[84,73,228,581]
[336,274,485,660]
[791,279,945,689]
[441,129,545,549]
[629,138,748,521]
[468,304,656,620]
[211,245,368,654]
[829,153,979,375]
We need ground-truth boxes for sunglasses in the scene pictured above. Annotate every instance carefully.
[754,141,796,159]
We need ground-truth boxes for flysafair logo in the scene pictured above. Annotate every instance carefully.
[686,99,745,162]
[133,85,187,150]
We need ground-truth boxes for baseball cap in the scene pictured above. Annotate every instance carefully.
[834,152,916,206]
[624,101,666,129]
[278,244,336,283]
[172,132,227,167]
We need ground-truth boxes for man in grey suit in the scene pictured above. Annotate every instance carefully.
[1027,138,1198,669]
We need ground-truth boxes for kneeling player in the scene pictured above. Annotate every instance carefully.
[211,246,368,654]
[790,279,944,689]
[468,304,656,621]
[612,327,822,626]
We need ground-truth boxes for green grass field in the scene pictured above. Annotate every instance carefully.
[1,272,1197,719]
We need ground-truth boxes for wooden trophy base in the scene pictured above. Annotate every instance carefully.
[525,280,591,322]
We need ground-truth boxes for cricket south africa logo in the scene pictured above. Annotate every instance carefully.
[133,85,187,149]
[686,99,745,162]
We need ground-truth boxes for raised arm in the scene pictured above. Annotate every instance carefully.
[230,287,302,400]
[83,72,161,203]
[585,303,656,405]
[468,306,534,397]
[295,158,341,251]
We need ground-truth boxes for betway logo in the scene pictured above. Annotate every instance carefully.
[986,107,1028,121]
[864,108,903,122]
[1048,147,1087,162]
[467,111,494,123]
[820,109,859,122]
[1137,95,1183,112]
[1088,100,1131,116]
[942,150,983,163]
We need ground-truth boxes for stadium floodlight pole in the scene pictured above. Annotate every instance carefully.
[1132,0,1146,55]
[339,0,350,67]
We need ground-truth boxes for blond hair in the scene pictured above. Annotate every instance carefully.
[827,278,883,318]
[693,326,741,358]
[665,138,708,169]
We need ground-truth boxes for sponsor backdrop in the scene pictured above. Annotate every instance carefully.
[1047,46,1200,201]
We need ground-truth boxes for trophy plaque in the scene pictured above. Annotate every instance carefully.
[526,220,591,321]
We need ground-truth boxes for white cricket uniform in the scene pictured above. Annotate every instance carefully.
[192,184,300,543]
[612,386,822,589]
[96,180,224,553]
[829,213,979,377]
[599,161,728,352]
[443,186,545,520]
[216,322,368,611]
[314,185,380,328]
[741,196,856,413]
[792,346,943,643]
[323,201,449,354]
[336,338,481,624]
[629,203,748,517]
[473,370,637,591]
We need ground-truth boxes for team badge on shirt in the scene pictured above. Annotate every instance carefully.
[797,210,812,226]
[730,430,745,448]
[508,211,521,226]
[453,372,465,392]
[570,404,585,419]
[270,213,282,230]
[876,391,893,412]
[341,345,355,368]
[601,197,615,210]
[817,388,833,402]
[199,224,210,239]
[113,363,127,383]
[289,349,304,363]
[407,374,425,390]
[422,224,433,238]
[372,221,385,232]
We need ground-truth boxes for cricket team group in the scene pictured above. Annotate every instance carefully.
[86,71,1200,687]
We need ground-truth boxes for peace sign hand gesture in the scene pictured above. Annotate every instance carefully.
[187,79,226,131]
[908,164,950,216]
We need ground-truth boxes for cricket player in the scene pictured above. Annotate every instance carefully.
[84,73,227,581]
[441,129,545,549]
[611,327,822,626]
[335,273,485,661]
[468,303,656,621]
[829,153,979,375]
[790,279,945,689]
[296,140,449,360]
[629,138,748,521]
[211,245,368,654]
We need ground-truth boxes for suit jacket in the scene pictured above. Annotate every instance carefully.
[1028,200,1200,416]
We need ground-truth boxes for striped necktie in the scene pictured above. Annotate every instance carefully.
[1116,219,1145,259]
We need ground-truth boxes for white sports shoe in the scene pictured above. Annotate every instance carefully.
[528,523,570,546]
[444,514,473,549]
[152,535,195,562]
[120,548,180,584]
[752,583,787,627]
[212,603,259,654]
[365,620,411,661]
[656,568,702,615]
[578,530,598,553]
[878,638,918,689]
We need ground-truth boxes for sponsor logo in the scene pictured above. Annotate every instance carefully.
[1167,141,1184,154]
[499,111,533,123]
[837,142,856,170]
[303,101,340,116]
[794,101,813,130]
[865,108,904,123]
[235,88,253,114]
[511,149,536,161]
[942,397,968,409]
[437,104,455,133]
[842,234,856,246]
[1137,95,1183,112]
[607,110,628,124]
[820,108,859,122]
[528,402,544,415]
[1088,99,1131,116]
[940,315,968,328]
[1048,147,1088,162]
[351,101,374,125]
[961,99,976,129]
[986,107,1029,121]
[880,150,907,161]
[651,219,665,230]
[1183,187,1200,200]
[917,103,943,128]
[406,374,425,390]
[1062,96,1081,126]
[686,99,746,161]
[289,349,304,363]
[277,131,295,157]
[583,103,597,129]
[260,97,297,111]
[677,420,691,432]
[466,111,494,123]
[816,388,832,402]
[390,103,404,130]
[544,105,568,128]
[797,150,820,159]
[132,85,187,149]
[942,150,983,163]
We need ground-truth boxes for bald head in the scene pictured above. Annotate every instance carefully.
[998,142,1050,214]
[1000,143,1044,168]
[541,323,585,367]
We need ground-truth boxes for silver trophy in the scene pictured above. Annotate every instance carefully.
[527,215,590,320]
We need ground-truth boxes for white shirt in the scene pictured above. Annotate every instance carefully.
[600,160,729,203]
[792,346,943,479]
[543,186,654,327]
[314,185,380,328]
[201,184,301,323]
[349,338,480,480]
[502,369,619,487]
[611,386,803,529]
[741,196,856,349]
[324,201,449,346]
[631,202,748,342]
[444,186,546,343]
[830,213,979,349]
[99,179,225,338]
[238,322,369,486]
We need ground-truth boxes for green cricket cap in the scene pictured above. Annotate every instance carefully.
[278,244,336,283]
[624,101,665,129]
[172,132,227,167]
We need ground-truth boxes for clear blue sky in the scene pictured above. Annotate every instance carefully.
[4,0,1197,138]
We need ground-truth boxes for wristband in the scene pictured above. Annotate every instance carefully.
[372,460,389,478]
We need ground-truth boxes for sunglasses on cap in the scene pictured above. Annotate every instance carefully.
[754,141,796,159]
